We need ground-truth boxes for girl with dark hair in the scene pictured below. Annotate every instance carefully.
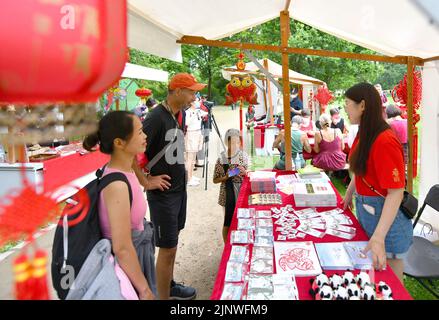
[213,129,248,243]
[83,111,156,300]
[342,83,412,283]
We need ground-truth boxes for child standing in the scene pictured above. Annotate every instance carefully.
[213,129,249,243]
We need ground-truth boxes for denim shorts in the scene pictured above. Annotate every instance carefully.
[355,194,413,259]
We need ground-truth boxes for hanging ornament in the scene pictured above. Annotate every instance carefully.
[0,183,60,248]
[13,249,51,300]
[236,52,246,71]
[314,85,334,113]
[391,69,422,124]
[13,253,33,300]
[133,88,152,119]
[225,76,258,105]
[391,69,423,177]
[0,0,127,104]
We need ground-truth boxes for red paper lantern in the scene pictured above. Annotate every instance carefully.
[0,0,127,104]
[135,88,152,98]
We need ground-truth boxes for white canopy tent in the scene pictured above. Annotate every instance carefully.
[121,63,169,82]
[128,0,439,59]
[127,0,439,230]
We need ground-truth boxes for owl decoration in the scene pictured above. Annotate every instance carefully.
[225,52,258,105]
[225,75,258,105]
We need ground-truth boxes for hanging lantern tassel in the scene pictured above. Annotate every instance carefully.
[13,253,33,300]
[29,249,50,300]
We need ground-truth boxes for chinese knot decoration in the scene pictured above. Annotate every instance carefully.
[391,69,422,125]
[314,85,334,113]
[391,69,422,177]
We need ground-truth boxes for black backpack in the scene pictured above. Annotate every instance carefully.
[51,167,133,300]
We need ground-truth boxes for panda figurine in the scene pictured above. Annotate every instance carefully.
[329,274,343,289]
[349,295,360,300]
[356,271,371,289]
[315,273,330,288]
[342,271,356,286]
[377,281,393,299]
[310,273,330,297]
[317,284,334,300]
[360,284,376,300]
[346,283,360,298]
[333,286,349,300]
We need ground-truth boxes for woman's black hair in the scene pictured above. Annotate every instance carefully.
[83,111,135,154]
[346,82,390,176]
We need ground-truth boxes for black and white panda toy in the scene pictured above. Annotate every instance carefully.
[333,285,349,300]
[360,284,376,300]
[356,271,371,289]
[346,283,360,298]
[329,274,343,289]
[377,281,393,300]
[317,284,334,300]
[310,273,330,297]
[315,273,330,288]
[342,271,356,286]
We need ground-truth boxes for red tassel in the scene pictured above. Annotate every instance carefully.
[29,249,50,300]
[13,253,32,300]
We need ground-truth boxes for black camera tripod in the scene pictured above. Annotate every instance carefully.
[201,109,226,190]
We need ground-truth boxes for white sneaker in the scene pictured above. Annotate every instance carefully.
[192,176,201,182]
[187,179,200,187]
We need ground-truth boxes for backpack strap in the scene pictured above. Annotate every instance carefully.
[98,172,133,208]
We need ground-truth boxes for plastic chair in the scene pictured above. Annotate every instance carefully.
[403,184,439,298]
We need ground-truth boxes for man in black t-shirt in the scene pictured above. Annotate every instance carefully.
[134,73,206,300]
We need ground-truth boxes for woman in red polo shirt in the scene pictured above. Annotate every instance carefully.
[342,82,412,283]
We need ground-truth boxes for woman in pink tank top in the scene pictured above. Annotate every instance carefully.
[386,104,408,164]
[83,111,155,300]
[312,114,346,171]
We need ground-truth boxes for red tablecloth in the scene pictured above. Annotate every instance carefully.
[210,170,412,300]
[43,150,109,191]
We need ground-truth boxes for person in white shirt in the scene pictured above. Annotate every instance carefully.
[184,99,208,186]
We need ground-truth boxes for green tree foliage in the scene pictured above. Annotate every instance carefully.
[128,19,405,104]
[374,63,407,90]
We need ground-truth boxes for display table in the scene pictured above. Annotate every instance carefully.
[0,150,109,199]
[210,170,412,300]
[42,150,109,191]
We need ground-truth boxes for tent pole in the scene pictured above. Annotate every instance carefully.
[264,59,275,125]
[178,36,424,66]
[280,10,292,170]
[263,79,268,114]
[407,57,414,193]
